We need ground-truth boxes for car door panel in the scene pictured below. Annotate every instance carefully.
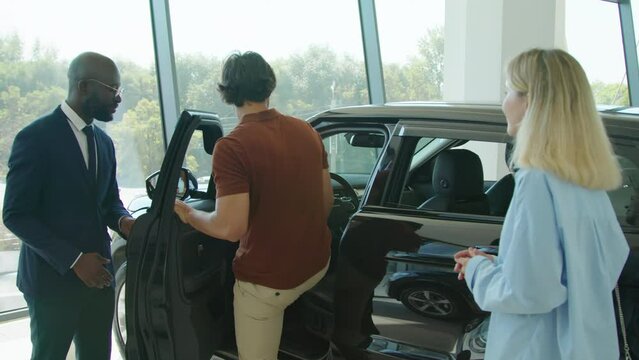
[332,122,509,358]
[129,112,342,360]
[334,117,639,359]
[126,111,228,360]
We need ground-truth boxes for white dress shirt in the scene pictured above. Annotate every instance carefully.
[61,102,127,268]
[61,101,97,174]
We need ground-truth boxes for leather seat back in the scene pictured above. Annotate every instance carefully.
[418,149,490,215]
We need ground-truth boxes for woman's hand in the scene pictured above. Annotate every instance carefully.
[174,200,192,224]
[453,249,472,280]
[453,247,495,280]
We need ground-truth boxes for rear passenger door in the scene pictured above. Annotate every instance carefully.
[333,119,511,357]
[370,119,512,259]
[604,126,639,358]
[334,117,639,359]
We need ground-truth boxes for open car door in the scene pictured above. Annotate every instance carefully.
[124,109,335,360]
[125,110,233,360]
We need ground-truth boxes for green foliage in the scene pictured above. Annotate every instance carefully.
[183,131,207,179]
[591,80,629,106]
[0,30,628,192]
[273,45,369,118]
[0,33,23,62]
[385,26,444,102]
[108,98,164,187]
[0,34,68,176]
[117,60,160,113]
[174,54,236,132]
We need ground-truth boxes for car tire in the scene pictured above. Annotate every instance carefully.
[113,262,127,357]
[399,285,465,320]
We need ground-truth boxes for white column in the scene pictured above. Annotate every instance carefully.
[443,0,566,103]
[442,0,566,181]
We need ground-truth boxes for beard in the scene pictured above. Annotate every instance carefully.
[94,111,114,123]
[83,94,115,123]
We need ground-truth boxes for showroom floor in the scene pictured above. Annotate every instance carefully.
[0,317,123,360]
[0,297,462,360]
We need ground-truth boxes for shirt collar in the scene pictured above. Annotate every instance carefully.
[241,108,281,123]
[61,101,92,131]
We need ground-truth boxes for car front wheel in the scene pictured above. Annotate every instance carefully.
[399,285,464,319]
[113,262,127,357]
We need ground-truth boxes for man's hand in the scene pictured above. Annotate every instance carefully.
[174,200,192,224]
[73,252,112,288]
[119,216,136,238]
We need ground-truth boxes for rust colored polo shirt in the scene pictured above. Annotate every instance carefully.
[212,109,331,289]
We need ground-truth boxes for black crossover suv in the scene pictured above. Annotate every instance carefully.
[112,104,639,360]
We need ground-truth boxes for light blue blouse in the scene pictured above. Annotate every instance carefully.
[465,168,629,360]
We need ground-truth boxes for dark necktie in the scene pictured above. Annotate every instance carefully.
[82,125,97,181]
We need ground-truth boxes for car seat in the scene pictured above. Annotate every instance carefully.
[486,142,515,216]
[418,149,490,215]
[486,174,514,216]
[401,161,436,207]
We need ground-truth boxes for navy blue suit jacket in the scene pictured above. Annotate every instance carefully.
[3,106,129,297]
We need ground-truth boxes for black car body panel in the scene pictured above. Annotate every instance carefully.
[124,103,639,360]
[126,110,230,360]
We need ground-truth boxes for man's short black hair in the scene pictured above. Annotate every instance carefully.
[217,51,276,107]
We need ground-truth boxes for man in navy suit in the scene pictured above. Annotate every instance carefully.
[3,52,135,360]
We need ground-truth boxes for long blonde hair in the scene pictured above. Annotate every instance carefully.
[508,48,621,190]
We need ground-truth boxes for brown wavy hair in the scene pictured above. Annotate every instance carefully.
[217,51,276,107]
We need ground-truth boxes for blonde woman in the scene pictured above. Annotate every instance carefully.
[454,48,629,359]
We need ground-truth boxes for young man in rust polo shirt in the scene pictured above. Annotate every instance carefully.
[174,51,333,360]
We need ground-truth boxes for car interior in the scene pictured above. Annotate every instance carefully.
[399,138,514,217]
[417,149,491,215]
[399,137,639,223]
[484,142,515,217]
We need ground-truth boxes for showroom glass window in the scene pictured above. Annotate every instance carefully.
[0,0,161,315]
[565,0,628,106]
[632,0,639,106]
[168,0,369,135]
[375,0,446,102]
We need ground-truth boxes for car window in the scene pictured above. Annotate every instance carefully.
[323,131,384,191]
[413,137,435,154]
[397,135,639,223]
[455,141,510,182]
[409,137,442,169]
[609,139,639,227]
[397,137,509,216]
[181,129,212,191]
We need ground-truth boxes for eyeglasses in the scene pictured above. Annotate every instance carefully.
[84,78,124,98]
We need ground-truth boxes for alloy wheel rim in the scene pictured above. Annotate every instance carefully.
[407,289,453,316]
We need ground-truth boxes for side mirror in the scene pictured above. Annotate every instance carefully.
[177,168,198,200]
[145,171,160,200]
[145,168,198,200]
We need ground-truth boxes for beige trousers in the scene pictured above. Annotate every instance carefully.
[233,261,329,360]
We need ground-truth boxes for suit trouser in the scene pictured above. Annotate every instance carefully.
[24,286,115,360]
[233,261,329,360]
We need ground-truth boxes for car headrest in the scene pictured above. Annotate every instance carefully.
[432,149,485,198]
[201,124,224,155]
